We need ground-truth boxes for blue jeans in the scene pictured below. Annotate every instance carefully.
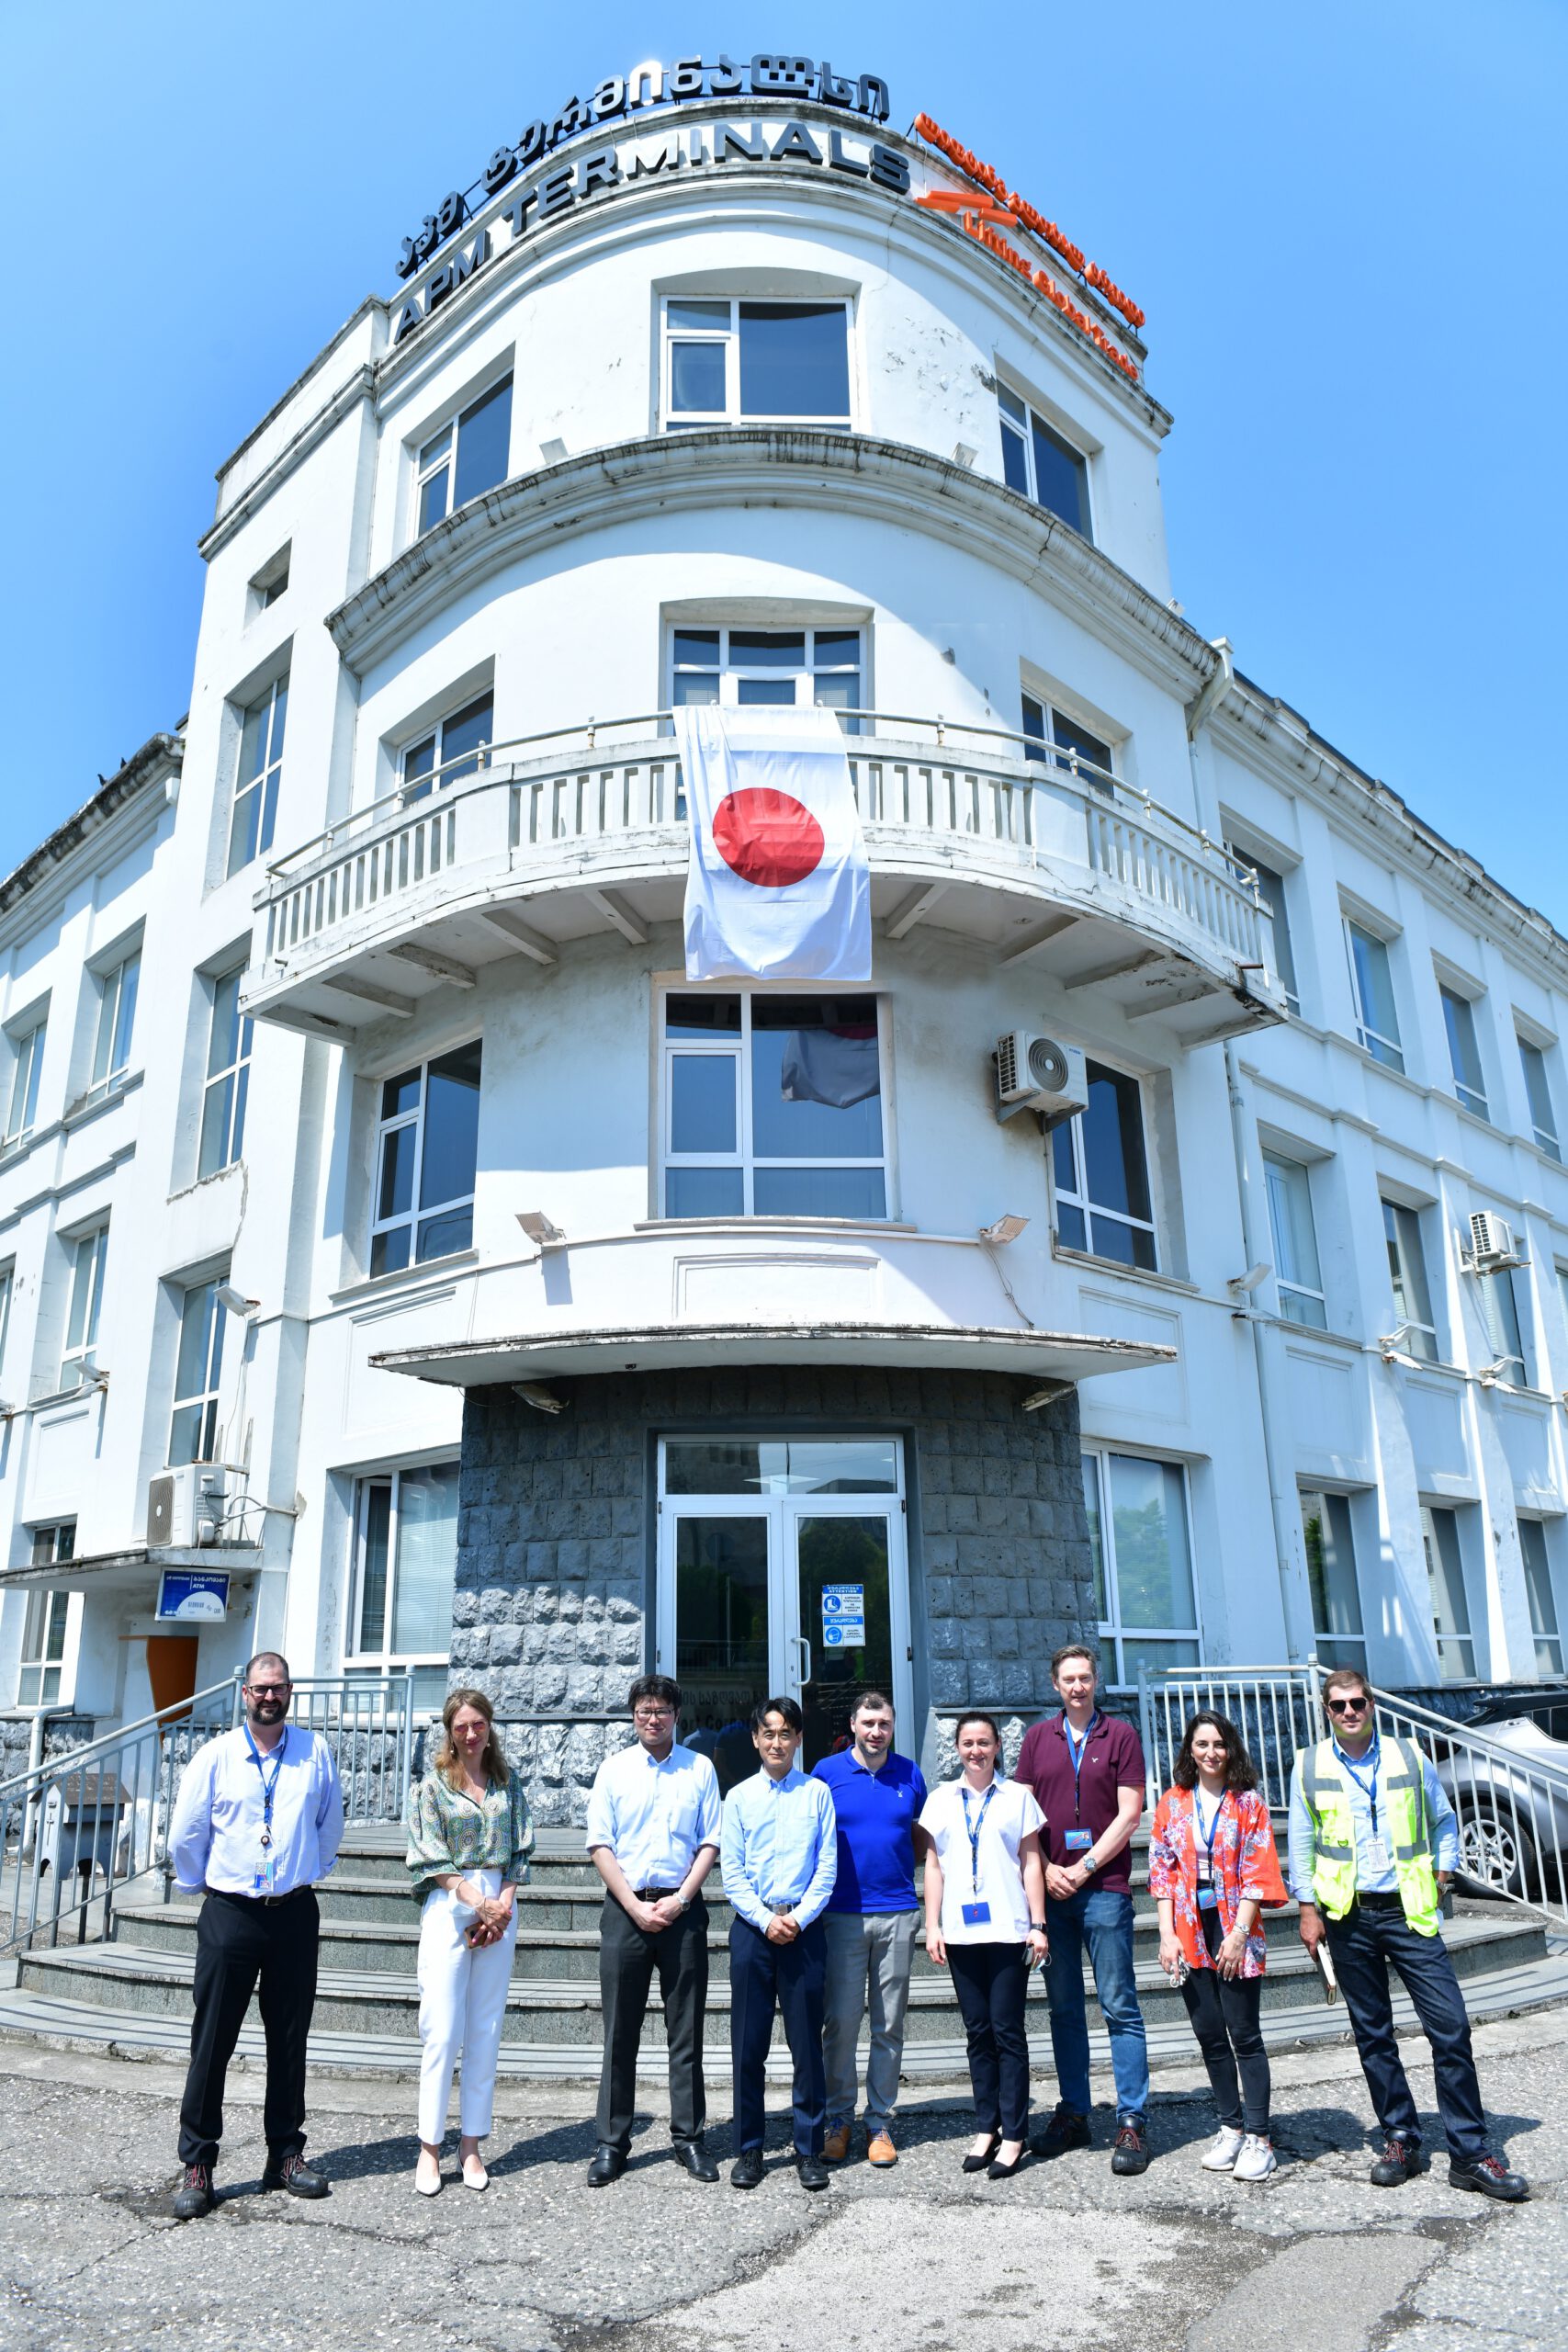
[1324,1897,1488,2161]
[1043,1886,1149,2125]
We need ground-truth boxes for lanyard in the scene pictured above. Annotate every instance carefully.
[244,1725,288,1848]
[1336,1736,1382,1837]
[1194,1786,1226,1869]
[961,1783,998,1891]
[1065,1711,1100,1820]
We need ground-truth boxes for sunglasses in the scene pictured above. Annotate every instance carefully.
[1325,1695,1370,1715]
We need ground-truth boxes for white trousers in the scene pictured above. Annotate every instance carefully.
[416,1871,517,2144]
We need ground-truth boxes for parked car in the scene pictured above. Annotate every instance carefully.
[1432,1691,1568,1900]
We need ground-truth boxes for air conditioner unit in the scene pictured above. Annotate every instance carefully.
[1467,1212,1527,1272]
[147,1464,230,1549]
[995,1033,1089,1129]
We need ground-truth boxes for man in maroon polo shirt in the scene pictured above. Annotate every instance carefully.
[1013,1643,1151,2173]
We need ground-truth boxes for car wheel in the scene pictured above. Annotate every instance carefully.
[1456,1804,1537,1899]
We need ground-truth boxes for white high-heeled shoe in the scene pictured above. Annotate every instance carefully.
[461,2152,489,2192]
[415,2153,444,2197]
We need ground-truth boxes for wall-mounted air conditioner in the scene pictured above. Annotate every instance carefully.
[994,1033,1089,1129]
[1465,1212,1528,1273]
[147,1464,231,1549]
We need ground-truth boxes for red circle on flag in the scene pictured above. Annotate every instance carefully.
[712,788,825,888]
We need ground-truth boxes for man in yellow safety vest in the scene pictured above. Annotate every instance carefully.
[1288,1666,1528,2201]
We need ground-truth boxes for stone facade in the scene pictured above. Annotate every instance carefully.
[450,1363,1095,1823]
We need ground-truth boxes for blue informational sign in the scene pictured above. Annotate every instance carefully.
[821,1582,866,1648]
[156,1570,231,1623]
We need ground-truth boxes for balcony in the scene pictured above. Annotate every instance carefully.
[244,715,1285,1045]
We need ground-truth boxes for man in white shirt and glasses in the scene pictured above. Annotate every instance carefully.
[167,1652,344,2219]
[584,1674,722,2186]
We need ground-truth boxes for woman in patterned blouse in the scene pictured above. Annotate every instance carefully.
[406,1686,534,2194]
[1149,1711,1287,2184]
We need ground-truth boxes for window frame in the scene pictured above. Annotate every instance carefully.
[413,374,514,538]
[17,1580,73,1709]
[1021,692,1115,793]
[997,382,1093,538]
[1080,1446,1201,1687]
[227,673,288,877]
[87,946,141,1099]
[660,297,854,430]
[1420,1501,1479,1681]
[1262,1150,1328,1329]
[1438,982,1490,1121]
[198,964,254,1180]
[1380,1194,1439,1362]
[1051,1059,1158,1272]
[1517,1516,1565,1677]
[0,1261,13,1386]
[1518,1034,1560,1162]
[368,1042,483,1279]
[666,624,864,725]
[400,688,495,804]
[1228,843,1299,1015]
[344,1461,461,1712]
[4,1016,48,1146]
[1344,919,1404,1071]
[168,1276,227,1468]
[1299,1487,1368,1672]
[60,1225,109,1391]
[1479,1261,1531,1389]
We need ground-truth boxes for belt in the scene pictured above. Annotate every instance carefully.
[633,1885,681,1901]
[1353,1890,1405,1909]
[215,1884,311,1908]
[769,1901,796,1914]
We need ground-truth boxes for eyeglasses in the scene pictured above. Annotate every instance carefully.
[633,1707,675,1723]
[1325,1695,1370,1715]
[246,1683,290,1698]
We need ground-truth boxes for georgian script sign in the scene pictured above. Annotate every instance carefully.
[396,52,891,280]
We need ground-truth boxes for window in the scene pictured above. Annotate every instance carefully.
[415,376,513,535]
[1052,1062,1156,1270]
[662,993,886,1219]
[1300,1490,1367,1671]
[60,1227,108,1390]
[1439,985,1489,1120]
[349,1462,459,1710]
[198,966,254,1179]
[88,949,141,1096]
[402,691,494,802]
[1519,1036,1560,1162]
[250,544,290,610]
[227,674,288,876]
[169,1278,226,1466]
[5,1018,47,1145]
[661,299,852,426]
[1518,1519,1564,1676]
[1420,1504,1476,1680]
[1230,847,1299,1014]
[0,1262,12,1382]
[1263,1152,1326,1328]
[1082,1451,1199,1683]
[998,386,1091,537]
[669,627,862,725]
[1381,1197,1438,1362]
[370,1042,482,1276]
[1345,922,1403,1071]
[1021,694,1113,793]
[1479,1264,1529,1387]
[17,1582,72,1708]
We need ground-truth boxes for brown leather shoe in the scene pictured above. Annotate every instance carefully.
[866,2130,897,2167]
[823,2121,852,2164]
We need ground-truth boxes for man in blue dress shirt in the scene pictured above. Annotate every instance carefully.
[812,1690,927,2167]
[166,1652,344,2218]
[721,1695,837,2190]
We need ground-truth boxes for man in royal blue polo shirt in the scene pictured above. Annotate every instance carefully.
[812,1690,929,2167]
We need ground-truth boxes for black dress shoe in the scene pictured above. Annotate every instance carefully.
[261,2152,329,2199]
[987,2146,1028,2180]
[1449,2153,1529,2202]
[173,2162,215,2219]
[1032,2102,1091,2157]
[731,2147,764,2189]
[961,2134,1001,2174]
[797,2153,830,2190]
[1111,2123,1150,2176]
[674,2140,719,2182]
[587,2143,627,2188]
[1370,2136,1422,2187]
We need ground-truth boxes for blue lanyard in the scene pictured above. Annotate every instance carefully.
[1065,1711,1100,1820]
[1195,1786,1226,1868]
[244,1725,288,1843]
[1336,1736,1382,1836]
[961,1783,998,1890]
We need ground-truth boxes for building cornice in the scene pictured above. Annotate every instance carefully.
[0,734,180,934]
[199,365,378,563]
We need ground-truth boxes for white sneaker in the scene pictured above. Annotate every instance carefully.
[1201,2126,1244,2172]
[1232,2134,1277,2182]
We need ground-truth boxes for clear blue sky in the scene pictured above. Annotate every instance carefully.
[5,3,1564,920]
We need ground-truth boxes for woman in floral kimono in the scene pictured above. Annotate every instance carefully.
[1149,1710,1288,2182]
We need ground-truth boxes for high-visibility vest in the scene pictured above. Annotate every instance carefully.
[1297,1735,1441,1936]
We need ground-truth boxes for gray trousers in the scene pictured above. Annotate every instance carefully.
[821,1909,918,2131]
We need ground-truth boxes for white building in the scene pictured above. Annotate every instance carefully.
[4,54,1566,1806]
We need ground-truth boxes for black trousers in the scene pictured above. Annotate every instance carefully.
[1180,1910,1269,2134]
[596,1895,709,2151]
[729,1917,827,2156]
[1325,1896,1488,2161]
[948,1941,1031,2142]
[178,1888,320,2166]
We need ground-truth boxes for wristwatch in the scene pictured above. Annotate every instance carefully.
[676,1893,691,1913]
[1029,1920,1048,1933]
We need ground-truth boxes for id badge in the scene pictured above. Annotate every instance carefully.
[1366,1836,1393,1876]
[961,1901,992,1926]
[1065,1829,1093,1852]
[1196,1883,1219,1912]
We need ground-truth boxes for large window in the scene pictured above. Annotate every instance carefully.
[661,299,852,427]
[1021,694,1113,792]
[1439,984,1489,1120]
[1479,1264,1530,1387]
[402,691,494,801]
[370,1043,482,1276]
[349,1463,459,1709]
[17,1582,72,1708]
[228,674,288,876]
[88,949,140,1096]
[198,966,254,1179]
[1082,1450,1199,1683]
[1519,1518,1564,1676]
[1518,1036,1560,1162]
[0,1262,12,1385]
[1230,846,1299,1015]
[169,1278,226,1466]
[1300,1489,1367,1671]
[5,1018,47,1146]
[998,386,1091,537]
[662,993,886,1220]
[1381,1196,1438,1362]
[1052,1061,1156,1270]
[60,1227,109,1390]
[1421,1503,1477,1680]
[415,377,513,535]
[1345,921,1403,1071]
[1263,1152,1326,1329]
[670,627,862,723]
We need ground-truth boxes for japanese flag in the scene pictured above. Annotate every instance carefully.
[677,705,872,983]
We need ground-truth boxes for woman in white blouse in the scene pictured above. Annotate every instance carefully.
[920,1713,1049,2178]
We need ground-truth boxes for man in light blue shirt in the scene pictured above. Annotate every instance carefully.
[721,1695,836,2191]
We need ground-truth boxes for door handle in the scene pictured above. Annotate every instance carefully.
[796,1634,813,1686]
